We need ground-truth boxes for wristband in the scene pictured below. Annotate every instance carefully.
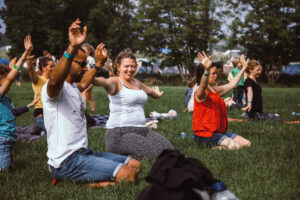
[91,64,101,72]
[203,72,210,77]
[248,101,252,103]
[64,51,74,59]
[14,65,21,71]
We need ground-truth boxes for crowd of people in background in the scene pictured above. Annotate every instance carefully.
[0,18,284,188]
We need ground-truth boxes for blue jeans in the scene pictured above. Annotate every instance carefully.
[34,116,47,133]
[194,132,237,147]
[0,136,15,171]
[49,148,131,183]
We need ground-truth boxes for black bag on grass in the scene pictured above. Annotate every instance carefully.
[137,149,219,200]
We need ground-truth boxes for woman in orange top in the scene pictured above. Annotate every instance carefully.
[193,52,251,150]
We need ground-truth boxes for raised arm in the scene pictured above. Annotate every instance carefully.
[1,43,32,96]
[77,43,107,92]
[194,51,212,102]
[134,60,142,76]
[24,35,38,84]
[47,19,87,98]
[213,55,249,96]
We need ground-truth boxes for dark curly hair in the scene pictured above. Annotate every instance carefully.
[0,64,10,79]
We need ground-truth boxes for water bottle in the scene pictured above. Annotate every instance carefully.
[180,132,186,139]
[210,182,239,200]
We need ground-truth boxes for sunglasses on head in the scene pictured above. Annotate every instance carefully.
[73,60,87,68]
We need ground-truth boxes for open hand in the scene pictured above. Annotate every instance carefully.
[152,86,164,97]
[68,19,87,47]
[197,51,212,70]
[9,57,17,69]
[24,35,34,59]
[240,54,249,69]
[241,104,251,112]
[28,94,41,108]
[95,43,108,66]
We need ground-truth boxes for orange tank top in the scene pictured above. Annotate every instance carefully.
[193,89,228,137]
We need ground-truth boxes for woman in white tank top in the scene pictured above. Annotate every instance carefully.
[93,50,174,159]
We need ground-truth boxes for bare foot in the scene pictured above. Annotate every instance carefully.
[86,182,115,188]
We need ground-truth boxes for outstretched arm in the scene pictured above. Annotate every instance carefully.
[77,43,107,92]
[93,76,119,95]
[47,19,87,98]
[194,51,212,102]
[24,35,39,84]
[1,43,32,96]
[136,80,163,99]
[213,55,249,96]
[14,94,40,117]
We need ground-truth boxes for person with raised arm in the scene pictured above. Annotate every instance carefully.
[0,44,32,173]
[41,19,141,187]
[25,36,54,133]
[93,50,174,159]
[192,52,251,150]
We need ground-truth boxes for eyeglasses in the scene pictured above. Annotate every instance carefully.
[73,60,87,68]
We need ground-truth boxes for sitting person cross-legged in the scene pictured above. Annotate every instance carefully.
[93,50,174,159]
[192,51,251,150]
[242,60,281,121]
[42,19,141,187]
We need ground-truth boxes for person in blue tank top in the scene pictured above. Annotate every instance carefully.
[0,40,33,173]
[93,50,174,159]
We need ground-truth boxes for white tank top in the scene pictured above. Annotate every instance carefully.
[106,79,148,128]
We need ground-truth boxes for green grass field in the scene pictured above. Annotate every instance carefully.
[1,83,299,200]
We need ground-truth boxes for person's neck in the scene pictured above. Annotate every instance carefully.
[66,76,73,84]
[249,74,256,81]
[119,76,132,83]
[42,72,50,80]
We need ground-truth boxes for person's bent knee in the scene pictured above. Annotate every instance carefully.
[244,140,251,147]
[234,136,251,148]
[127,159,142,174]
[220,138,240,150]
[115,165,135,183]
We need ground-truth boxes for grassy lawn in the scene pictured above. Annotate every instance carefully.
[1,83,299,200]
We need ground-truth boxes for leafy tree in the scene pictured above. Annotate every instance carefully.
[0,0,133,58]
[86,0,135,58]
[133,0,224,80]
[227,0,299,69]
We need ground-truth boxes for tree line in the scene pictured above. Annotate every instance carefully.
[0,0,299,72]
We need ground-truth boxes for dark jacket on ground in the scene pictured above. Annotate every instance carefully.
[138,149,218,200]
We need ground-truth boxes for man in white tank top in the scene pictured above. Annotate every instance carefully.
[42,19,141,187]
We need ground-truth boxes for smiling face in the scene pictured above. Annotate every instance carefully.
[208,66,218,85]
[250,65,262,79]
[42,61,55,77]
[117,58,137,81]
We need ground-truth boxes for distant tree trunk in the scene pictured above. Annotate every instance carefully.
[178,64,189,83]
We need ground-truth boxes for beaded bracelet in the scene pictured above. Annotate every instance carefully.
[13,65,21,71]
